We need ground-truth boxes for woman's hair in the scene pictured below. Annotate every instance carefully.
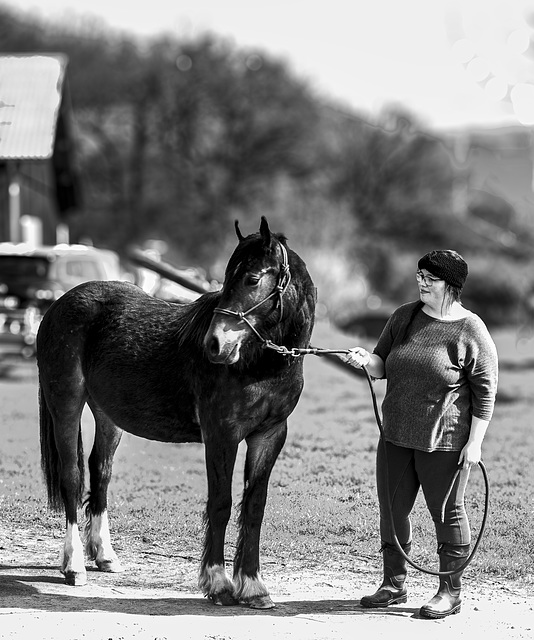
[399,300,423,345]
[444,282,462,308]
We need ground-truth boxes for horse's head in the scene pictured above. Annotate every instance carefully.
[204,217,294,365]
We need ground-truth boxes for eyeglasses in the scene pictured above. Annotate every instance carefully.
[416,270,443,286]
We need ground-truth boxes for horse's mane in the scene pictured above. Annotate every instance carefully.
[173,291,222,352]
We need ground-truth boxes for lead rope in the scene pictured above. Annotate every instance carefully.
[281,346,490,577]
[217,258,489,576]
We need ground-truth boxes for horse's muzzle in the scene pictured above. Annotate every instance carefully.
[204,332,241,365]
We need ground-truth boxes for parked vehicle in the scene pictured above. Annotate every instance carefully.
[0,243,124,359]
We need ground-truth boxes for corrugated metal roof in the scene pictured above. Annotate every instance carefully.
[0,54,67,160]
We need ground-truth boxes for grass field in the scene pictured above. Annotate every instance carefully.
[0,320,532,589]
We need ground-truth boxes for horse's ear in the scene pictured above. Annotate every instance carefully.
[235,220,245,242]
[259,216,271,247]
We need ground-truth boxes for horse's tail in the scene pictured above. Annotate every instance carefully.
[39,385,85,512]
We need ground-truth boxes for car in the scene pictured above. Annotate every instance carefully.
[0,243,125,359]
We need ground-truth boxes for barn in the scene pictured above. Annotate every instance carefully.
[0,53,80,245]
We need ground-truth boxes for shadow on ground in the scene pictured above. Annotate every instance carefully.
[0,569,423,619]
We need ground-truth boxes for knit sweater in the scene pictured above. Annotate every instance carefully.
[373,301,498,452]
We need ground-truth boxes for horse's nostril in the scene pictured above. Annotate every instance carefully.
[207,336,220,357]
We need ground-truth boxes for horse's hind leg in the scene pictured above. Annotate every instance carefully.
[51,402,87,586]
[83,402,124,573]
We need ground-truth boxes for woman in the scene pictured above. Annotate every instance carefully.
[346,250,498,619]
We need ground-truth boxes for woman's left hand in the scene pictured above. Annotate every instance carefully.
[460,417,489,469]
[458,441,482,469]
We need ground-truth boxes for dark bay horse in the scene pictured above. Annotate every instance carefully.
[37,217,316,608]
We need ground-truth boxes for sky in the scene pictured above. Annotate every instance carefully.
[6,0,534,131]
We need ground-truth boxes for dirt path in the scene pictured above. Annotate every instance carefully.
[0,532,531,640]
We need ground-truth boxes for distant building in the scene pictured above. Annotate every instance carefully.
[0,53,80,245]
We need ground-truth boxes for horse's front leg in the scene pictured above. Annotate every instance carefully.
[199,435,239,605]
[234,421,288,609]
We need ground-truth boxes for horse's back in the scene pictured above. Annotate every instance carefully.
[37,280,149,362]
[39,279,177,338]
[42,279,152,323]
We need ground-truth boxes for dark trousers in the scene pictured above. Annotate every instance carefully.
[376,440,471,546]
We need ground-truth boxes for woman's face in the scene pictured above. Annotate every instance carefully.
[416,269,446,310]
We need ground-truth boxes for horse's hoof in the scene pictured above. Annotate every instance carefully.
[246,594,275,609]
[209,591,239,606]
[62,570,87,586]
[96,559,124,573]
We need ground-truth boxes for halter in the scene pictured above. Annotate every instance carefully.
[212,241,292,348]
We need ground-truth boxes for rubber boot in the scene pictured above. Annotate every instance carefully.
[360,541,411,608]
[419,543,470,619]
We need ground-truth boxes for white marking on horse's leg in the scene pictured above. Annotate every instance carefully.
[60,522,87,586]
[199,564,237,605]
[83,510,123,572]
[234,570,274,609]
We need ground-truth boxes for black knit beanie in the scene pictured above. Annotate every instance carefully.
[418,250,468,289]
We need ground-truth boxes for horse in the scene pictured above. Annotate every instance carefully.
[37,217,316,609]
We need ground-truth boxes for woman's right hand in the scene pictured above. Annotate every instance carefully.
[345,347,371,368]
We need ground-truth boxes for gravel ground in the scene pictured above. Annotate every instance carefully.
[0,533,532,640]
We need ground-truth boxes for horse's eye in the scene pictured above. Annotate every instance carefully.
[245,274,261,287]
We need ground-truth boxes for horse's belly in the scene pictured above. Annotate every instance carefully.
[118,418,202,444]
[89,385,203,444]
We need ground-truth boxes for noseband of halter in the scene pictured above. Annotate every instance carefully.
[212,241,292,348]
